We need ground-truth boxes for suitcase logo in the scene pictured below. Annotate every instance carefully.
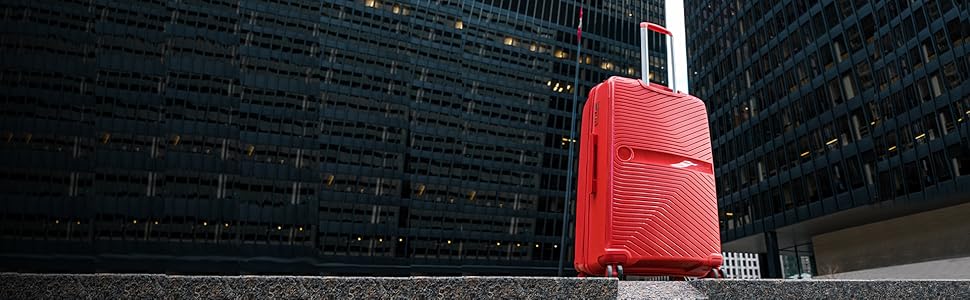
[670,160,698,168]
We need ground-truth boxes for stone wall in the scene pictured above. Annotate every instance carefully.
[812,202,970,275]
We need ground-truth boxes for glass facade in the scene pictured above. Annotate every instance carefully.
[687,0,969,262]
[0,0,666,275]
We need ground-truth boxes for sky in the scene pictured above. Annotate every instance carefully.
[666,0,690,93]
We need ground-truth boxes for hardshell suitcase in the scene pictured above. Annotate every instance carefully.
[574,22,722,278]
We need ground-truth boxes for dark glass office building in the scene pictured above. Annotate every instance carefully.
[0,0,668,275]
[687,0,969,277]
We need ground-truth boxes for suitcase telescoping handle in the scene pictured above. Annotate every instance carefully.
[640,22,674,91]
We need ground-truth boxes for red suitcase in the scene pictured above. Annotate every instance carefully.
[574,22,722,278]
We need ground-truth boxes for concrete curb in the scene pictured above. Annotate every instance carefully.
[3,274,970,299]
[687,279,970,300]
[0,274,616,299]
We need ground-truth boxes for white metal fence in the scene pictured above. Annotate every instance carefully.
[721,252,761,279]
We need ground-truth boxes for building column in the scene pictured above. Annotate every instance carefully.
[760,231,783,278]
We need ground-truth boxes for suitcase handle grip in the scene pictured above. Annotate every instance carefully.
[590,134,598,196]
[640,22,675,91]
[642,22,672,36]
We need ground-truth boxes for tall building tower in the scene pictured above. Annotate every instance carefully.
[686,0,969,278]
[0,0,667,275]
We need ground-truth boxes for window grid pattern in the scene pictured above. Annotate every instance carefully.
[0,0,665,275]
[686,0,970,243]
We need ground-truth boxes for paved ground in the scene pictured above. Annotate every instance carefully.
[816,256,970,279]
[618,281,705,299]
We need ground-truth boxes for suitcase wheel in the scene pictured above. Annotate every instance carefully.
[703,268,725,279]
[604,264,625,280]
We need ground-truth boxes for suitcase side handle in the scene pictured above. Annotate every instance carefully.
[640,22,675,91]
[591,134,597,196]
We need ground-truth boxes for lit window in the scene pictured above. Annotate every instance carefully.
[454,20,463,30]
[416,184,426,196]
[392,4,400,14]
[554,49,567,59]
[365,0,378,8]
[503,37,515,46]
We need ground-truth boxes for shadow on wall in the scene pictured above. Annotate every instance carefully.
[812,201,970,278]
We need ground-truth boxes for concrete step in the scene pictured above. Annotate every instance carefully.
[3,274,969,299]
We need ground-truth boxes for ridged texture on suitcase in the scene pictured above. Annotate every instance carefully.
[610,78,718,264]
[612,80,713,163]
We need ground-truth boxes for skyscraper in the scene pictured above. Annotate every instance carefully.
[686,0,968,277]
[0,0,667,275]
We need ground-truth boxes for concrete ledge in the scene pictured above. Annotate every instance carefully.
[688,279,970,300]
[0,274,616,299]
[3,274,970,299]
